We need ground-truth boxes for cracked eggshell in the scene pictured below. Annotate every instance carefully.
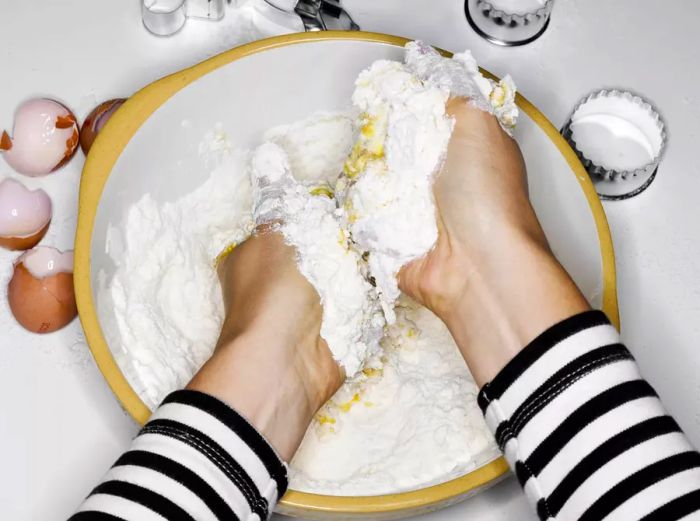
[0,178,52,250]
[0,98,80,177]
[8,246,77,334]
[80,98,126,154]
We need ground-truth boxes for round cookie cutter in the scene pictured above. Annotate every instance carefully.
[562,89,667,200]
[464,0,555,46]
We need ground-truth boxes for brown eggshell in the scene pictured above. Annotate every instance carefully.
[8,263,77,333]
[0,221,50,251]
[52,114,80,172]
[80,99,126,155]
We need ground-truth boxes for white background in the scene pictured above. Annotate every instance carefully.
[1,1,699,520]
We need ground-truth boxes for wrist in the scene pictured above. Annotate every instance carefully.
[442,232,590,386]
[187,328,340,460]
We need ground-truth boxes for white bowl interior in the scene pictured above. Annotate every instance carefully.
[90,37,603,485]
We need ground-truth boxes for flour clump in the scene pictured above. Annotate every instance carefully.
[250,142,385,376]
[337,42,518,322]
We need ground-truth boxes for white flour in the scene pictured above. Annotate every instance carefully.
[291,298,499,495]
[109,44,515,494]
[264,111,356,186]
[109,152,254,408]
[249,142,385,376]
[338,42,518,322]
[337,58,451,322]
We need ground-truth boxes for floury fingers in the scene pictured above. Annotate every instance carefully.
[249,142,385,377]
[337,42,519,323]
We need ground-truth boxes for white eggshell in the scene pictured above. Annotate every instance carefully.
[1,98,80,177]
[0,178,52,238]
[15,246,73,278]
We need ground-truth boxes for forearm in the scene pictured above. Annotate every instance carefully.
[70,389,288,521]
[441,229,700,518]
[477,312,700,520]
[443,230,590,386]
[187,327,326,461]
[202,230,342,461]
[71,323,336,520]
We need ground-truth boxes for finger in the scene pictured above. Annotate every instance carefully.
[250,143,297,227]
[397,265,410,295]
[404,41,490,108]
[254,221,282,235]
[214,242,238,269]
[337,363,347,383]
[446,95,470,114]
[397,258,419,298]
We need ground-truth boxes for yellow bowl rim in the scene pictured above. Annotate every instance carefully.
[74,30,619,515]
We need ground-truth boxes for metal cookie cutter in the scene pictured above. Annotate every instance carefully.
[562,89,667,200]
[142,0,226,36]
[464,0,554,46]
[266,0,359,31]
[296,0,359,31]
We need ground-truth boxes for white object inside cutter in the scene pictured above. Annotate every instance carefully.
[570,96,663,172]
[488,0,547,15]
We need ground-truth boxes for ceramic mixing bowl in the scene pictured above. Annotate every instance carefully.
[74,31,618,519]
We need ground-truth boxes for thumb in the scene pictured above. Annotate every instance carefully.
[397,255,426,305]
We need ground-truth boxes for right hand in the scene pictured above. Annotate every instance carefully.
[399,99,590,385]
[398,98,546,318]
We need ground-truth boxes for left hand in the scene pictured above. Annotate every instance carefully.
[188,229,343,460]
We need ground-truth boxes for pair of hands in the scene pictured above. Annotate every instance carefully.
[188,100,589,459]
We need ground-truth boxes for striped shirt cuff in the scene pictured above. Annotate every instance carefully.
[478,310,700,521]
[71,390,288,521]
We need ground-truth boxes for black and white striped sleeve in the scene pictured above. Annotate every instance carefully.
[69,390,288,521]
[478,310,700,521]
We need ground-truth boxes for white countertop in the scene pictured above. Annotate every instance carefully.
[2,1,699,519]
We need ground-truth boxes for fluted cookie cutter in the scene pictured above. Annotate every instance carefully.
[142,0,226,36]
[464,0,554,46]
[562,89,667,200]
